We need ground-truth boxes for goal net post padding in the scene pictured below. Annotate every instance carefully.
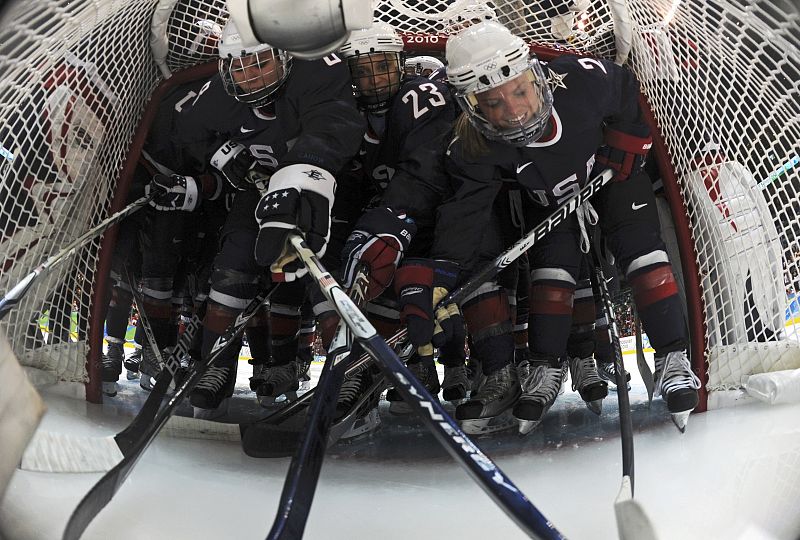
[1,0,799,412]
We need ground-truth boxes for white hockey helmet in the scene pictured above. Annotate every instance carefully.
[405,55,445,77]
[443,2,497,35]
[340,22,405,113]
[446,21,553,146]
[218,19,292,108]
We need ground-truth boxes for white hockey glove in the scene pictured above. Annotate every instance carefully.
[146,174,201,212]
[254,163,335,281]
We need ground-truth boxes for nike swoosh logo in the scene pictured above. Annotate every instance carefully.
[240,126,254,133]
[516,162,533,174]
[631,202,648,210]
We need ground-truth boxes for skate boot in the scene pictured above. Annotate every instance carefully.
[296,349,313,392]
[386,359,440,415]
[513,357,568,435]
[189,365,236,419]
[597,360,631,391]
[441,364,470,402]
[466,355,484,396]
[101,341,124,397]
[249,361,268,391]
[569,356,608,415]
[124,346,141,380]
[654,350,700,432]
[455,362,520,434]
[333,368,382,441]
[256,362,300,406]
[139,344,162,392]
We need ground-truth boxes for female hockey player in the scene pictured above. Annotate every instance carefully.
[398,20,700,434]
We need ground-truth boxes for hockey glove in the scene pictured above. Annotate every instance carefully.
[341,207,417,301]
[210,140,271,191]
[394,258,461,349]
[147,174,202,212]
[595,125,652,182]
[254,163,335,281]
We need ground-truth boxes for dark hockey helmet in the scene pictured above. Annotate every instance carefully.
[447,21,553,147]
[218,19,292,108]
[339,22,405,114]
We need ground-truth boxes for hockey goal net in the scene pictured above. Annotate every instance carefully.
[0,0,798,410]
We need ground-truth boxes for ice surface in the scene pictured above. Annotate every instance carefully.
[1,353,799,540]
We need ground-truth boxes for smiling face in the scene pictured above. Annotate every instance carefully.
[474,72,543,131]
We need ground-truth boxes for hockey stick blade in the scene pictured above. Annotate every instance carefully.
[62,284,277,540]
[287,234,565,540]
[614,476,658,540]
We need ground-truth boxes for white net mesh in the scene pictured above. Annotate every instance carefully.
[1,0,798,400]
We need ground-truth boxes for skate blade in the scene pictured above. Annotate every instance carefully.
[670,410,692,433]
[586,399,603,416]
[126,370,139,380]
[459,410,517,435]
[517,418,542,436]
[339,408,381,440]
[193,398,230,420]
[102,381,118,397]
[258,391,298,407]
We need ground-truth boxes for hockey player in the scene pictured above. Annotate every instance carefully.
[404,55,445,78]
[155,20,363,417]
[335,22,462,420]
[399,21,699,434]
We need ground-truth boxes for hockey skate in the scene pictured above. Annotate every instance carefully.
[597,360,631,391]
[441,364,470,402]
[654,350,700,432]
[255,361,299,406]
[569,356,608,415]
[455,362,520,435]
[101,341,124,397]
[386,359,440,415]
[513,357,568,435]
[138,344,162,392]
[331,368,383,442]
[466,355,485,396]
[124,346,141,380]
[296,349,313,392]
[189,365,236,419]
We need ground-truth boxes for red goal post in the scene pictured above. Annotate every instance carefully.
[1,0,798,412]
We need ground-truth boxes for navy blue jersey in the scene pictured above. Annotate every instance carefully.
[173,54,364,177]
[432,55,647,267]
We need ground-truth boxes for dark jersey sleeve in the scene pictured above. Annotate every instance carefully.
[428,141,505,267]
[281,55,365,174]
[548,56,646,133]
[170,74,243,171]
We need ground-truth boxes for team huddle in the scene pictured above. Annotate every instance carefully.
[100,11,701,439]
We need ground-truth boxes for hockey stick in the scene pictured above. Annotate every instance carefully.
[61,283,279,540]
[0,193,154,321]
[241,168,614,456]
[286,233,565,540]
[264,268,369,540]
[590,235,658,540]
[633,305,654,407]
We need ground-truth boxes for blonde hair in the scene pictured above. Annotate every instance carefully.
[453,112,489,159]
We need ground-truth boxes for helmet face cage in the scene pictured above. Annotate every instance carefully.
[220,48,292,108]
[346,51,404,113]
[456,60,554,147]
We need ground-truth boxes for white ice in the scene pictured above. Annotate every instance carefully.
[2,352,800,540]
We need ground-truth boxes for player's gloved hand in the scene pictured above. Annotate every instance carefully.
[254,163,335,281]
[341,207,417,301]
[210,140,272,191]
[594,125,652,182]
[146,174,202,212]
[394,258,461,349]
